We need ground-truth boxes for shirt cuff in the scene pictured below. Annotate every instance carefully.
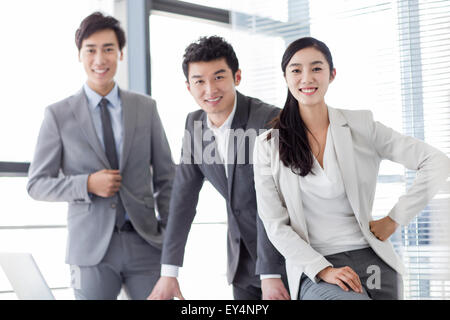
[260,274,282,280]
[304,256,333,284]
[161,264,179,278]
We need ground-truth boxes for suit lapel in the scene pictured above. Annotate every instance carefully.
[328,107,362,221]
[70,88,110,168]
[227,92,249,197]
[119,89,137,171]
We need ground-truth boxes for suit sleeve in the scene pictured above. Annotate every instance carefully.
[253,133,332,282]
[256,214,286,275]
[367,112,450,226]
[265,108,280,129]
[26,107,91,204]
[161,115,205,267]
[149,101,176,227]
[255,108,287,276]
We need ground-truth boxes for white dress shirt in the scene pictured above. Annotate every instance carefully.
[205,99,237,177]
[299,126,369,257]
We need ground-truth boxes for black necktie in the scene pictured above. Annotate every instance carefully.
[99,98,125,228]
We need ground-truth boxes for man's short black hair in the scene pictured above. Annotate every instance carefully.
[182,36,239,80]
[75,12,126,51]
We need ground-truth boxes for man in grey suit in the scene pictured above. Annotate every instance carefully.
[149,36,289,300]
[26,12,175,300]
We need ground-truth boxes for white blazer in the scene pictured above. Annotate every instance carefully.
[253,106,450,299]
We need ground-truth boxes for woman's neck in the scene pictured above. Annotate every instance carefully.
[298,103,329,134]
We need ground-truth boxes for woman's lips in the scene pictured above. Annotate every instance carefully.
[300,87,318,96]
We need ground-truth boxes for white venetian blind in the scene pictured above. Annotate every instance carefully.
[231,0,450,299]
[396,0,450,299]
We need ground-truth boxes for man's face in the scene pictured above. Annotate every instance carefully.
[186,58,241,125]
[78,29,123,95]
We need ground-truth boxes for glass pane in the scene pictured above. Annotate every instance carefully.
[150,13,232,160]
[179,223,232,299]
[0,228,70,294]
[0,178,66,227]
[0,221,233,299]
[0,225,231,299]
[177,0,232,10]
[150,13,233,224]
[0,0,114,162]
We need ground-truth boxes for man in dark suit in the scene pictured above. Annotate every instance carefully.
[27,12,175,299]
[148,36,289,300]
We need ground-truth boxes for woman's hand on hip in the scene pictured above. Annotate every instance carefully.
[369,216,399,241]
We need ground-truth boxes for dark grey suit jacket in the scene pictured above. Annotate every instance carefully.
[27,87,175,266]
[161,91,286,286]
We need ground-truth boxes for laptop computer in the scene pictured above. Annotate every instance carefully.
[0,252,55,300]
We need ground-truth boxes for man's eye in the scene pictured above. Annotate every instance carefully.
[292,69,301,73]
[195,80,204,85]
[216,76,224,80]
[313,67,322,72]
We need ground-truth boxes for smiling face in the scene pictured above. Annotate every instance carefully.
[78,29,123,96]
[284,47,336,110]
[186,58,241,127]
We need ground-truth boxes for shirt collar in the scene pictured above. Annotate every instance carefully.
[206,94,237,131]
[83,82,120,111]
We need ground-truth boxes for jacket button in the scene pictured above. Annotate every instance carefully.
[111,203,117,209]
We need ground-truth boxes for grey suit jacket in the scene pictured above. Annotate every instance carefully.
[161,91,286,285]
[27,87,175,266]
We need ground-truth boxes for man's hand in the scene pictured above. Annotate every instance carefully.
[261,278,290,300]
[369,216,399,241]
[147,276,185,300]
[317,266,363,293]
[87,169,122,198]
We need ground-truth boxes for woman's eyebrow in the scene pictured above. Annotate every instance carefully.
[288,61,324,68]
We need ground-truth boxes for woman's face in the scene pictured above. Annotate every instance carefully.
[284,47,336,109]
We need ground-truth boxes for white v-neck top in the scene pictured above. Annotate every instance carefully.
[299,126,368,257]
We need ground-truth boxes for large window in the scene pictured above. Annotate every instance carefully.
[230,0,450,299]
[149,10,233,299]
[0,0,115,300]
[148,6,293,299]
[1,0,448,300]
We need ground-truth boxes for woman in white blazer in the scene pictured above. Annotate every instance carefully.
[253,37,450,300]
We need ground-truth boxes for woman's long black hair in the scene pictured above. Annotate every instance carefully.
[268,37,334,176]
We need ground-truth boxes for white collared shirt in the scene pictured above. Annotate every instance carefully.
[299,126,369,257]
[205,96,237,177]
